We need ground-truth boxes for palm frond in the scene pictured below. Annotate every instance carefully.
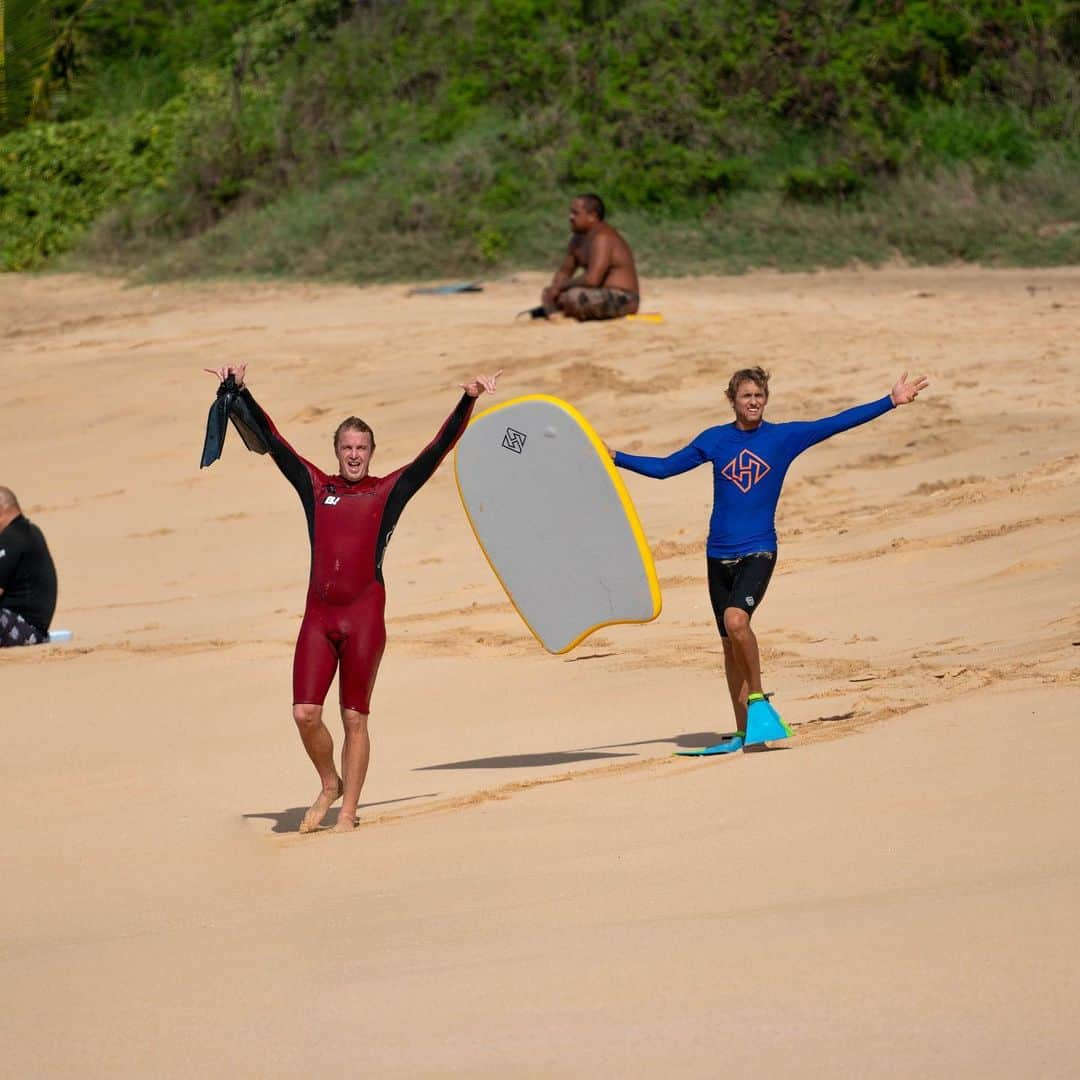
[2,0,98,130]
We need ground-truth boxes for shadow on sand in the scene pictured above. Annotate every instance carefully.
[243,791,439,833]
[415,750,635,771]
[249,730,793,831]
[583,730,740,750]
[413,728,775,771]
[586,731,790,755]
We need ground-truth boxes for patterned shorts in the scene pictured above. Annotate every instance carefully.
[562,287,639,321]
[0,608,45,647]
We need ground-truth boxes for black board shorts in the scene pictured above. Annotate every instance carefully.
[706,552,776,638]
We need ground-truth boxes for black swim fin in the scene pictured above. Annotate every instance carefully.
[516,305,549,320]
[200,375,270,468]
[227,394,271,455]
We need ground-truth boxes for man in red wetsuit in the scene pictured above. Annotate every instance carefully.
[205,362,500,832]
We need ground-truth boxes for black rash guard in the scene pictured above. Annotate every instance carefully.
[0,515,58,633]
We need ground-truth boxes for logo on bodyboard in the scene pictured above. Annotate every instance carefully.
[502,427,527,454]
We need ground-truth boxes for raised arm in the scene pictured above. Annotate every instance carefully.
[389,371,502,506]
[786,372,929,456]
[202,363,318,511]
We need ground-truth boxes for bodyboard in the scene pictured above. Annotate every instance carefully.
[409,281,483,295]
[455,395,661,653]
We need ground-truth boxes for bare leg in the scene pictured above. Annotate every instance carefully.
[293,703,343,833]
[724,607,768,746]
[721,637,750,735]
[333,708,370,832]
[558,289,585,321]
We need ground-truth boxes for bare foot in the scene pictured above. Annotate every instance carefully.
[298,779,343,833]
[331,813,358,834]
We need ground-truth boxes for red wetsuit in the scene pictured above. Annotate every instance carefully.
[237,388,475,713]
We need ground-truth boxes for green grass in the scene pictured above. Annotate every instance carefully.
[8,0,1080,277]
[70,153,1078,284]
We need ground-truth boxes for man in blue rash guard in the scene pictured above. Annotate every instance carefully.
[607,367,929,746]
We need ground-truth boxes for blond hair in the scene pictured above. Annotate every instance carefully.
[333,417,375,451]
[726,367,770,402]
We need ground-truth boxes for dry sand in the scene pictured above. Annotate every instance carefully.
[2,267,1078,1077]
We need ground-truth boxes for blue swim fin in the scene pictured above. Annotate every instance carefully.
[674,735,745,757]
[745,695,793,746]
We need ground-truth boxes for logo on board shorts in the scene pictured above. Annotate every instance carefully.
[324,495,341,505]
[721,449,771,493]
[746,596,755,606]
[502,427,527,454]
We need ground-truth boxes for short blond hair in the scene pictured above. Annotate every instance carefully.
[726,367,770,402]
[333,417,375,451]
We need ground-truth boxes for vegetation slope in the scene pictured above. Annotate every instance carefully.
[2,0,1078,278]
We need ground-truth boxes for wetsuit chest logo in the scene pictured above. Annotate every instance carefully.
[721,450,771,493]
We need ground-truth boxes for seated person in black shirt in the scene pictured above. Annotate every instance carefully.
[0,487,58,647]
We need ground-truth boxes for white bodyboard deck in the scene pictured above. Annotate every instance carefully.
[455,395,661,653]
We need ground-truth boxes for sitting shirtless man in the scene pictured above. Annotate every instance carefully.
[540,193,639,321]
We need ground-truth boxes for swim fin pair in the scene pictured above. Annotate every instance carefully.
[674,693,792,757]
[200,374,272,468]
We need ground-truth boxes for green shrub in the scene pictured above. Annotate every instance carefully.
[0,104,179,269]
[6,0,1079,277]
[782,161,864,203]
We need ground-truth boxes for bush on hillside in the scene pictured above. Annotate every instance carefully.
[2,0,1078,274]
[0,105,179,270]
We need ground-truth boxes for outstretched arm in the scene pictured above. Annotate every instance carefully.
[608,440,708,479]
[787,371,929,456]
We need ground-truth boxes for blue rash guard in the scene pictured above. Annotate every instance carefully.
[614,396,895,559]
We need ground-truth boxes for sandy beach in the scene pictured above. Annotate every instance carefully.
[2,267,1078,1077]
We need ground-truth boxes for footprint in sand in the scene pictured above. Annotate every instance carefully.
[290,404,334,422]
[127,528,175,539]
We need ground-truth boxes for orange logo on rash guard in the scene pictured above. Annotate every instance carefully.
[721,449,771,493]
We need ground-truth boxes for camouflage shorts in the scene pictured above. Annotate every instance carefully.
[0,608,45,647]
[562,287,639,321]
